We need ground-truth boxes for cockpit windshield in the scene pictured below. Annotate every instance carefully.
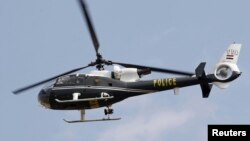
[43,80,56,89]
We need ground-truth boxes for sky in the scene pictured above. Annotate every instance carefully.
[1,0,250,140]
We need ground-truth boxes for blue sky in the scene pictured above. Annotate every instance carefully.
[1,0,250,140]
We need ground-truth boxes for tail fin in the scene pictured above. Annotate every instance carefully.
[219,43,241,64]
[213,43,242,89]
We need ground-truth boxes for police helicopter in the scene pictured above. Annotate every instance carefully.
[13,0,242,123]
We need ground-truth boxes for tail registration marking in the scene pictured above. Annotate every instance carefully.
[153,78,177,88]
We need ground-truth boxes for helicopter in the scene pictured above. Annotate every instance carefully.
[13,0,242,123]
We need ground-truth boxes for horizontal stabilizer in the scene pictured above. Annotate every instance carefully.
[200,83,213,98]
[195,62,206,78]
[195,62,213,98]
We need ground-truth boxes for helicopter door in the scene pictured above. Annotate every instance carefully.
[75,75,87,97]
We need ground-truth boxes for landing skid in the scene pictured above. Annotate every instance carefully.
[64,108,120,123]
[63,117,121,123]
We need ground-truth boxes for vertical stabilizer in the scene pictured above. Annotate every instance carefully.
[213,43,242,89]
[219,43,241,64]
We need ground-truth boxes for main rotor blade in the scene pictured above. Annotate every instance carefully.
[78,0,100,55]
[13,65,92,94]
[112,61,194,76]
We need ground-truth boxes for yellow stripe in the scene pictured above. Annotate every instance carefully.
[89,100,99,108]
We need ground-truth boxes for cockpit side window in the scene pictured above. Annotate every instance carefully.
[76,75,85,85]
[55,75,86,86]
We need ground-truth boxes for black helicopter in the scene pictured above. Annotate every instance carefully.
[13,0,242,123]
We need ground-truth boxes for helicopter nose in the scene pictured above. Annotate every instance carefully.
[38,89,51,108]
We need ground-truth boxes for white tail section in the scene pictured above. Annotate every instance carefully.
[219,43,241,64]
[213,43,242,89]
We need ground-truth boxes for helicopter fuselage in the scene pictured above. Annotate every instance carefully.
[38,68,241,110]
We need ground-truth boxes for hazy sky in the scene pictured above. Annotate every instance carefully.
[1,0,250,141]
